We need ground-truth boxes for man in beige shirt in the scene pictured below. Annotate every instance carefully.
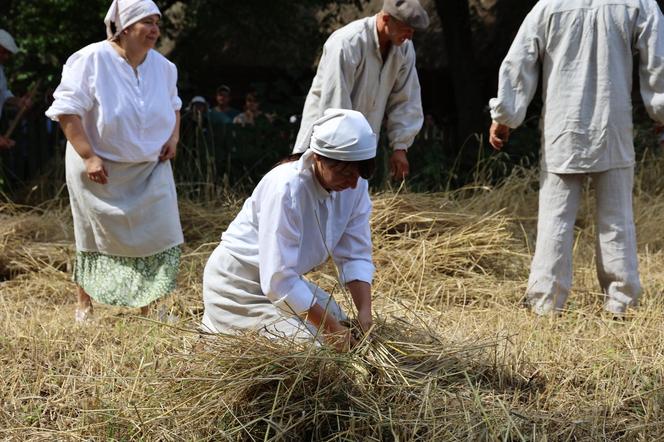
[489,0,664,316]
[293,0,429,180]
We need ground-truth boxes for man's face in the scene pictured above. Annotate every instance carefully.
[386,17,415,46]
[0,46,12,65]
[216,92,231,107]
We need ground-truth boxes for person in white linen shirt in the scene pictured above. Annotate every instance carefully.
[488,0,664,316]
[0,29,32,150]
[45,0,184,323]
[292,0,429,181]
[203,109,377,352]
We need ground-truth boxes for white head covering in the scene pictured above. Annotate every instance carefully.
[104,0,161,40]
[304,109,377,161]
[187,95,208,111]
[0,30,18,54]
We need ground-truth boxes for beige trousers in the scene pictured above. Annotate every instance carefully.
[527,167,641,314]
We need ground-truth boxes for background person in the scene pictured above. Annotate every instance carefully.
[292,0,429,180]
[208,84,239,126]
[45,0,184,322]
[0,29,32,149]
[488,0,664,316]
[232,90,271,127]
[202,109,376,352]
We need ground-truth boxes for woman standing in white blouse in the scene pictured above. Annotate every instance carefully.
[202,109,376,351]
[46,0,183,322]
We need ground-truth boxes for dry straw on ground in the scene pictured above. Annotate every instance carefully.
[2,156,664,440]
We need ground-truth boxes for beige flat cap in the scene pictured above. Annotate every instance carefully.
[382,0,430,30]
[0,30,18,54]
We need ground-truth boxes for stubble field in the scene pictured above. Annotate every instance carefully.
[2,157,664,440]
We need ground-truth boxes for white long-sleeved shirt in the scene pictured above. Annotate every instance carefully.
[0,65,13,120]
[220,153,375,315]
[489,0,664,173]
[46,41,182,163]
[293,15,424,153]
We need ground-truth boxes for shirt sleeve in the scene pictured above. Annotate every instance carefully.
[0,82,13,103]
[488,8,543,129]
[332,182,375,285]
[167,61,182,111]
[0,86,13,114]
[385,44,424,151]
[257,184,317,315]
[314,41,355,114]
[635,1,664,124]
[45,50,95,121]
[293,40,356,152]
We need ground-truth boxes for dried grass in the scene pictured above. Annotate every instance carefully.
[2,157,664,440]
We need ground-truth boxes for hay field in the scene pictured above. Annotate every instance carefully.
[2,158,664,441]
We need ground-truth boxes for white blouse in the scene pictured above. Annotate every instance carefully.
[220,153,375,315]
[46,41,182,163]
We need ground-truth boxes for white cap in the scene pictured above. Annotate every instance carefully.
[0,30,18,54]
[307,109,377,162]
[104,0,161,40]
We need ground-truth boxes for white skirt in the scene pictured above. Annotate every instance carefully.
[65,143,184,257]
[201,243,346,342]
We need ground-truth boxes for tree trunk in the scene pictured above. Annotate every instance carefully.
[433,0,486,153]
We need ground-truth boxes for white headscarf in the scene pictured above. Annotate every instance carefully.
[104,0,161,40]
[303,109,377,162]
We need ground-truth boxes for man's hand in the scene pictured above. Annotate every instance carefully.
[17,95,32,110]
[7,95,33,110]
[84,155,108,184]
[390,149,409,180]
[489,121,511,150]
[0,136,15,150]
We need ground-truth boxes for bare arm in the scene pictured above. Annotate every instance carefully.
[347,280,372,332]
[306,303,356,352]
[59,114,108,184]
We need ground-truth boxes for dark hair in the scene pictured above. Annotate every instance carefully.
[216,85,231,95]
[274,153,375,179]
[275,153,303,167]
[320,156,376,180]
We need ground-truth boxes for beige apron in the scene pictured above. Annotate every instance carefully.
[201,243,346,341]
[65,143,184,257]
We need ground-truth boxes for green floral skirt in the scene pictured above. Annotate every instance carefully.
[73,246,181,308]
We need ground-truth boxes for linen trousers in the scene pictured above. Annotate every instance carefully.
[526,167,641,314]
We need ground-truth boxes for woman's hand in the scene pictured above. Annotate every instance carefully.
[85,155,108,184]
[347,280,373,335]
[357,308,373,334]
[159,137,177,161]
[326,320,358,353]
[307,303,358,352]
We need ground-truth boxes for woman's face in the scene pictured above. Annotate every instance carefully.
[314,156,361,192]
[125,14,161,49]
[245,94,259,113]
